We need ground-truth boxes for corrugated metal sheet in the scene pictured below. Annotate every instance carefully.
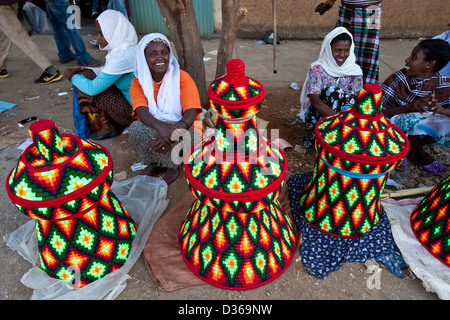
[129,0,213,35]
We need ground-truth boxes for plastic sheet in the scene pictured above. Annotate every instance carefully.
[4,175,168,300]
[383,198,450,300]
[22,2,50,34]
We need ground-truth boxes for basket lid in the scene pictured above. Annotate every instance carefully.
[315,83,409,166]
[6,119,113,209]
[207,59,265,119]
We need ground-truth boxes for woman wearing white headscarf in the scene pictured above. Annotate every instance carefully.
[63,10,137,140]
[128,33,202,184]
[298,27,363,148]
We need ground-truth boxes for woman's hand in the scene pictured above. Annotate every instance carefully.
[151,135,173,154]
[151,122,176,154]
[428,95,450,117]
[63,68,85,81]
[309,94,336,117]
[409,94,434,113]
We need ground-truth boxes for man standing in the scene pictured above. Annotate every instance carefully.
[0,0,63,84]
[44,0,100,67]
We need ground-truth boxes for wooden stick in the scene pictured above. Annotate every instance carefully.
[381,186,434,199]
[273,0,277,74]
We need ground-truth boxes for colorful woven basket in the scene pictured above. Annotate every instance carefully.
[299,83,410,238]
[411,174,450,267]
[6,120,137,287]
[180,59,296,290]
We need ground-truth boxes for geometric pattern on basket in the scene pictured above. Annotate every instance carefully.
[315,142,404,176]
[299,84,410,238]
[181,59,295,290]
[13,173,112,221]
[9,139,110,203]
[411,174,450,267]
[187,179,284,214]
[36,191,137,287]
[5,119,137,288]
[186,135,285,206]
[298,156,386,238]
[209,75,264,119]
[315,84,408,159]
[179,199,296,290]
[317,110,407,159]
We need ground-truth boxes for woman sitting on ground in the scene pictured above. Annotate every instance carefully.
[128,33,202,185]
[63,10,137,140]
[381,39,450,176]
[299,26,363,148]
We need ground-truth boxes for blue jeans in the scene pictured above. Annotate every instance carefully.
[91,0,99,13]
[107,0,128,18]
[45,0,92,64]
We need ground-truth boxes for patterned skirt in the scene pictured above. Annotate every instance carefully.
[390,112,450,147]
[337,3,381,84]
[128,120,201,169]
[74,69,133,130]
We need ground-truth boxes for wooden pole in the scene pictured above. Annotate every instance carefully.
[380,186,434,200]
[272,0,277,74]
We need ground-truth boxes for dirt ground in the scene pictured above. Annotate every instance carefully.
[0,17,448,302]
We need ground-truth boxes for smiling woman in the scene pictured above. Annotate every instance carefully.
[381,39,450,176]
[144,39,170,82]
[128,33,203,184]
[298,27,363,149]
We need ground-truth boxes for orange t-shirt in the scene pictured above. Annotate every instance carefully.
[130,70,203,135]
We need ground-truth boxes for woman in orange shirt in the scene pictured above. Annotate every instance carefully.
[128,33,202,184]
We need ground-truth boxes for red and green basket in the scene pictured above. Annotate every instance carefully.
[180,59,296,290]
[411,174,450,267]
[6,120,137,287]
[299,83,410,238]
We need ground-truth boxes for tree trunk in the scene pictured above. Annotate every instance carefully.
[156,0,208,107]
[215,0,247,79]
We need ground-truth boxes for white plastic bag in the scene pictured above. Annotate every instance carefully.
[22,2,50,34]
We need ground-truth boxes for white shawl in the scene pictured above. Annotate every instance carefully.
[96,10,137,75]
[298,27,363,121]
[134,33,182,122]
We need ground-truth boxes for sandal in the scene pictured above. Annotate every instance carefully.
[417,160,449,176]
[396,158,408,171]
[163,166,180,185]
[139,163,161,177]
[90,128,119,140]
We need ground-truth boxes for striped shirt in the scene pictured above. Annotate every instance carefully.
[381,69,450,109]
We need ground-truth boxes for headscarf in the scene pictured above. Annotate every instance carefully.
[96,10,137,75]
[299,27,363,121]
[134,33,182,122]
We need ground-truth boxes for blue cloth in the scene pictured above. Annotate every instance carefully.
[71,86,91,140]
[433,30,450,76]
[287,172,407,279]
[91,0,99,13]
[71,72,134,104]
[0,101,17,113]
[44,0,92,64]
[107,0,128,18]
